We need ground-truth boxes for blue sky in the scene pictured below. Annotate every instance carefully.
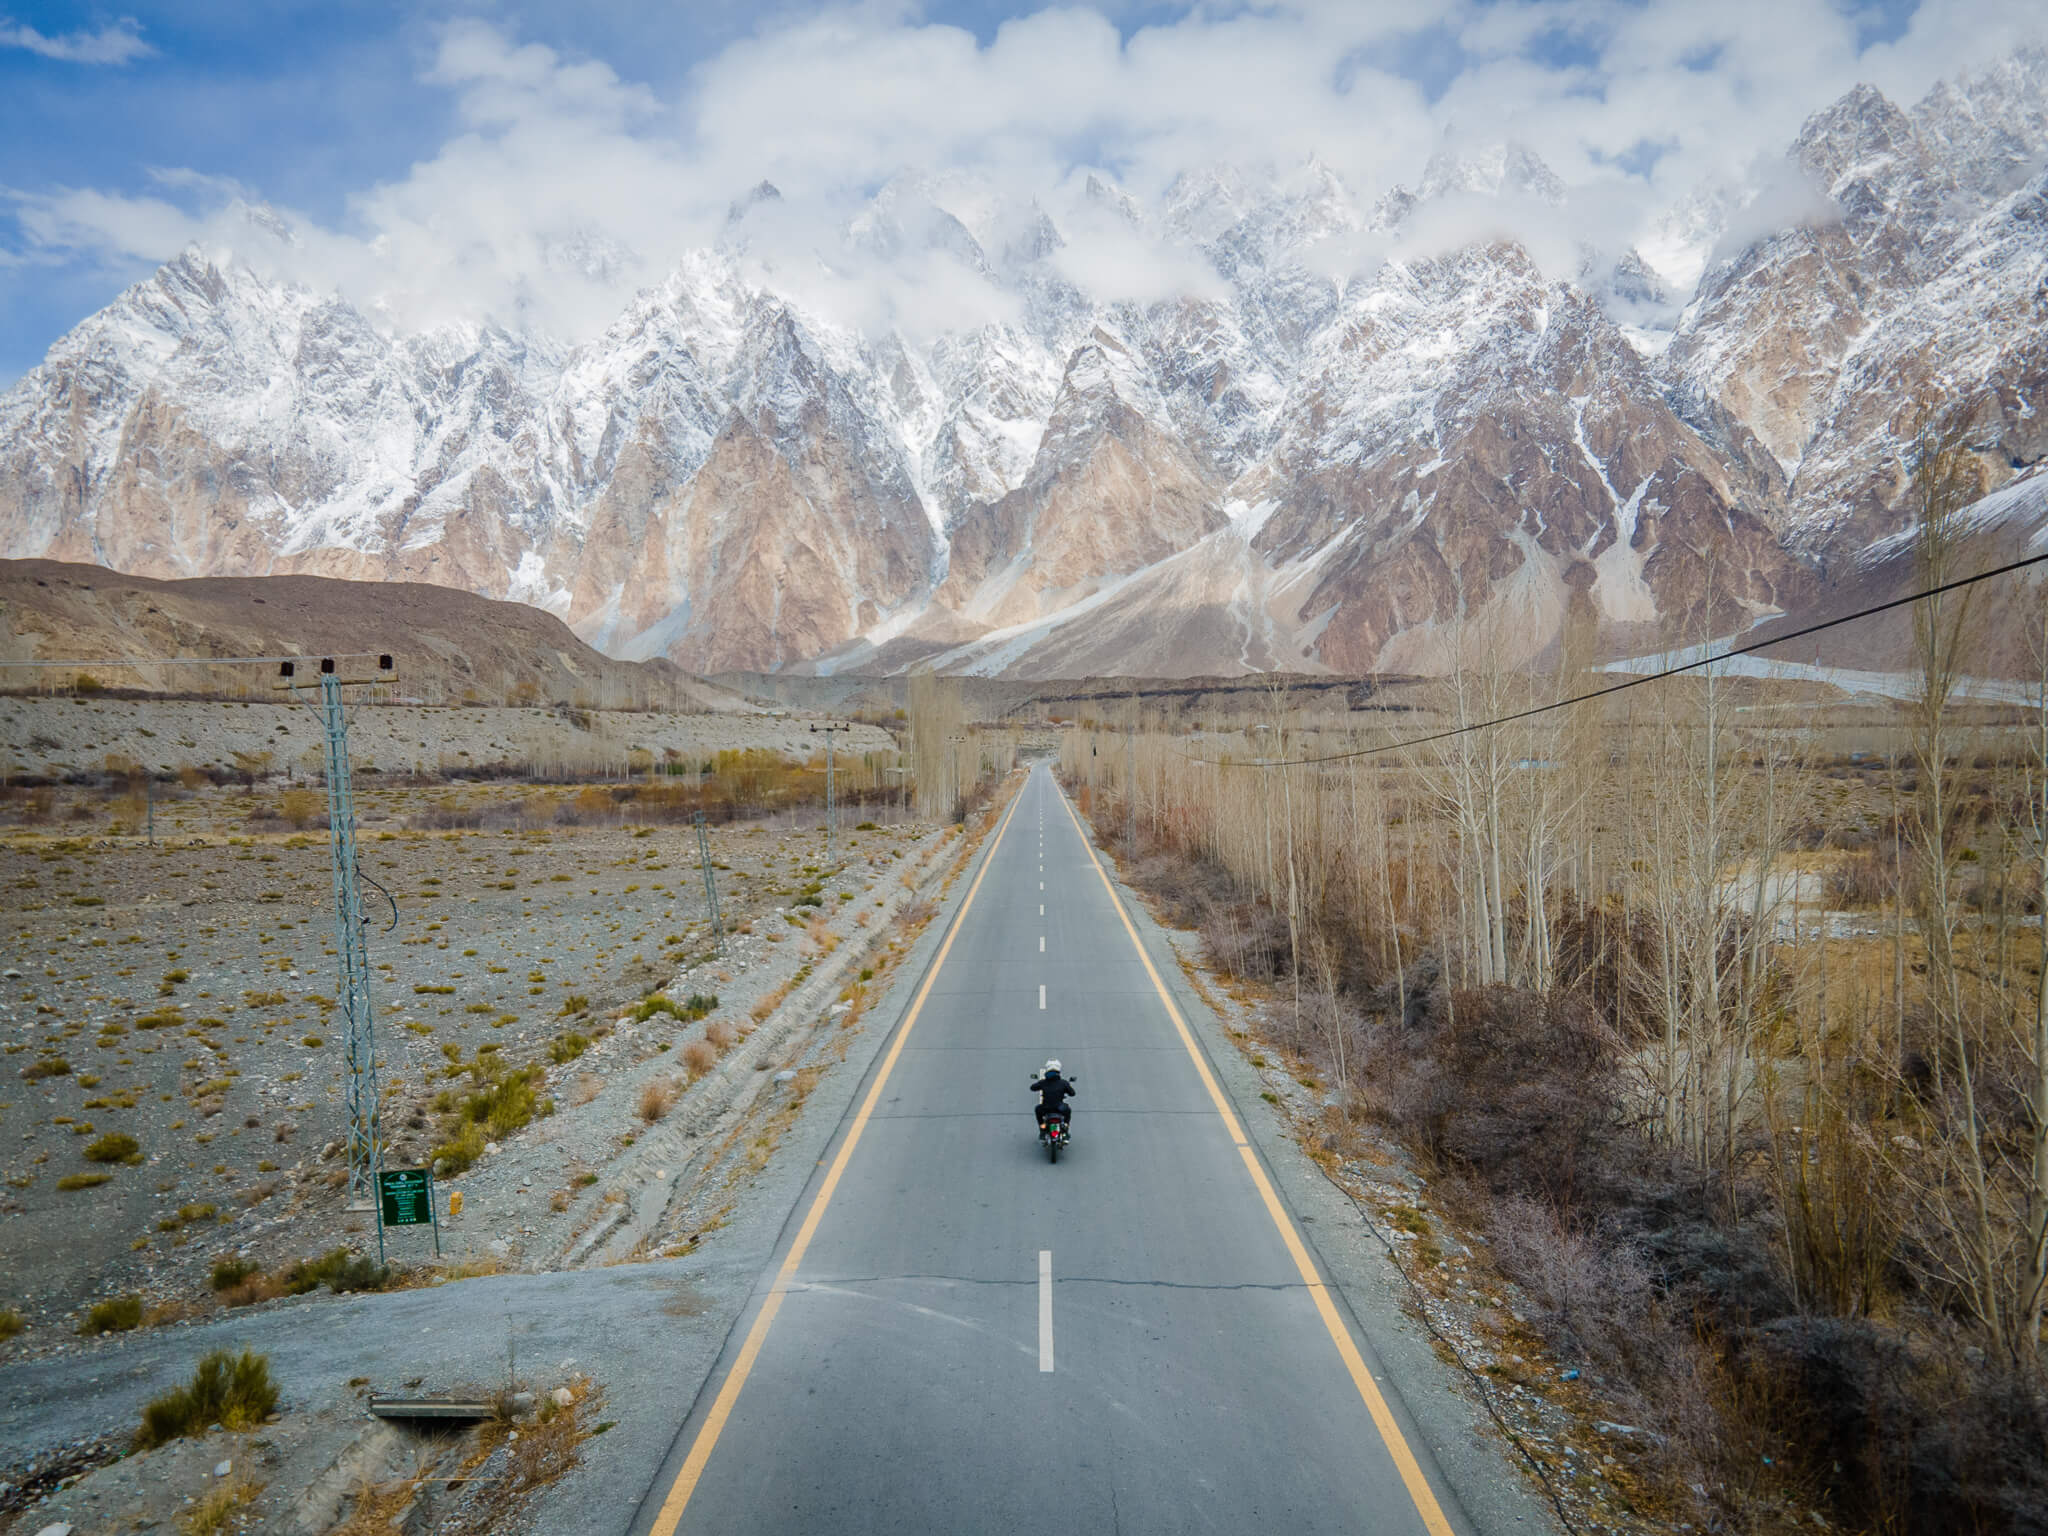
[0,0,2028,386]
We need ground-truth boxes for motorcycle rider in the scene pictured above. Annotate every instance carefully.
[1029,1059,1077,1140]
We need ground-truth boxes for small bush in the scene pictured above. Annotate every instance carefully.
[85,1131,142,1164]
[705,1019,736,1050]
[0,1306,23,1339]
[560,994,590,1016]
[432,1120,487,1173]
[549,1032,590,1064]
[136,1348,278,1448]
[79,1294,144,1335]
[681,1040,718,1081]
[57,1171,112,1190]
[628,992,716,1024]
[21,1056,71,1080]
[638,1077,679,1122]
[281,1247,392,1296]
[210,1256,259,1292]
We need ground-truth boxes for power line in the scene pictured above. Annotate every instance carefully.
[1178,547,2048,771]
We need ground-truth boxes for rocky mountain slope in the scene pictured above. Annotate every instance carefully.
[0,558,743,709]
[2,52,2042,679]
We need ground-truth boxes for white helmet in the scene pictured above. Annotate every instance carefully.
[1042,1059,1062,1075]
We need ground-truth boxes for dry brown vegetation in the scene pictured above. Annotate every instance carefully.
[680,1039,719,1081]
[1065,445,2048,1533]
[637,1077,679,1123]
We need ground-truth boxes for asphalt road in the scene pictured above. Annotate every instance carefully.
[632,763,1477,1536]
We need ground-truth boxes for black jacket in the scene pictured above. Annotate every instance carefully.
[1030,1074,1076,1114]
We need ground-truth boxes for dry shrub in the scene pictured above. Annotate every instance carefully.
[329,1476,418,1536]
[637,1077,678,1122]
[1370,986,1624,1208]
[218,1273,287,1309]
[1729,1320,2048,1535]
[1488,1198,1715,1448]
[569,1072,603,1108]
[681,1040,718,1081]
[1548,900,1664,1040]
[178,1477,260,1535]
[705,1019,736,1050]
[1962,861,2042,915]
[1825,849,1898,910]
[1199,903,1292,982]
[278,788,323,829]
[509,1386,594,1492]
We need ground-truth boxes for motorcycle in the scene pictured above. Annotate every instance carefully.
[1041,1114,1069,1163]
[1032,1074,1076,1163]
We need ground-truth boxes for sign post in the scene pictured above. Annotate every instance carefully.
[377,1166,440,1257]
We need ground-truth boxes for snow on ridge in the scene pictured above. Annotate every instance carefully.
[6,49,2046,674]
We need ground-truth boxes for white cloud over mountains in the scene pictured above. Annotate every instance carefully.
[5,1,2043,349]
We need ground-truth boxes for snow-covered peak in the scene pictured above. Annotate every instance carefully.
[1417,142,1567,207]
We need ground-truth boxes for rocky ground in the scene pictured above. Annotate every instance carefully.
[0,773,945,1342]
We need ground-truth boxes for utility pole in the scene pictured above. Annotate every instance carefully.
[282,654,397,1262]
[810,722,852,862]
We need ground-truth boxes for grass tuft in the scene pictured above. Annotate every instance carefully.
[178,1476,259,1535]
[79,1294,144,1335]
[136,1348,278,1448]
[210,1256,260,1292]
[281,1247,393,1296]
[637,1077,679,1122]
[681,1040,718,1081]
[84,1131,142,1164]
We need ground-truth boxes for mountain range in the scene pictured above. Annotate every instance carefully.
[3,50,2045,679]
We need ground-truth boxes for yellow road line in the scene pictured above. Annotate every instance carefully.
[646,784,1025,1536]
[1055,780,1458,1536]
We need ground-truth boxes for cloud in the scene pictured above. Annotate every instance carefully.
[0,16,153,65]
[3,2,2043,352]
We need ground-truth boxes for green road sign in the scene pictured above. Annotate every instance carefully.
[379,1167,434,1227]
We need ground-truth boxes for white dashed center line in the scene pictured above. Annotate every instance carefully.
[1039,1250,1054,1372]
[1038,984,1046,1009]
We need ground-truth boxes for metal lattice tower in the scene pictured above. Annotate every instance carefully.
[695,812,725,955]
[809,722,851,861]
[315,671,383,1208]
